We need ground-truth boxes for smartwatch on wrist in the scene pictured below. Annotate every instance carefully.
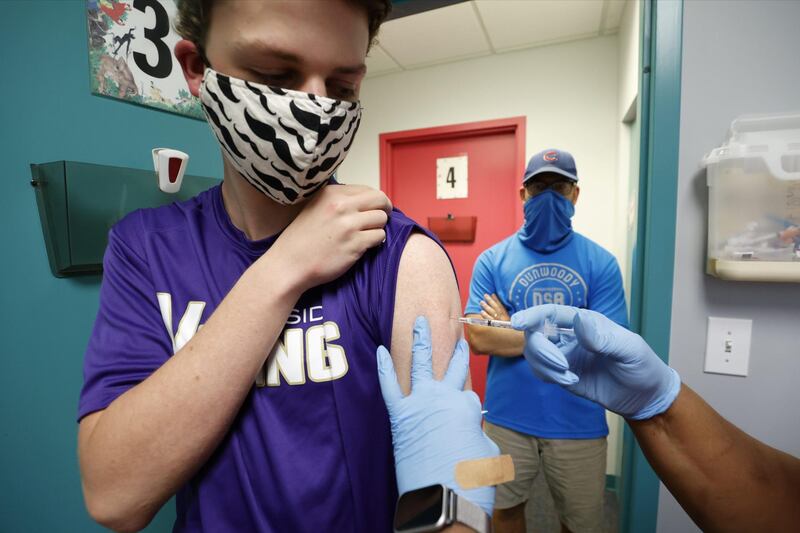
[393,484,491,533]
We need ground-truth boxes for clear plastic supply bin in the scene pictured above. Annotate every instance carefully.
[704,112,800,282]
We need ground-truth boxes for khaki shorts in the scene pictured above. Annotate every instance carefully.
[485,421,607,533]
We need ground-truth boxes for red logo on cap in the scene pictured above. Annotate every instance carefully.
[543,151,559,162]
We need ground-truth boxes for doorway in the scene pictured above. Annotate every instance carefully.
[380,117,526,400]
[348,1,684,531]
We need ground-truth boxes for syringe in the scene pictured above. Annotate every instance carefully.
[454,317,514,329]
[453,317,576,337]
[542,320,575,338]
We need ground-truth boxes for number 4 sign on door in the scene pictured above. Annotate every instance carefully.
[436,155,468,199]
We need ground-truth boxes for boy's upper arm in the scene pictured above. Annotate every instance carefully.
[79,218,172,422]
[390,233,463,395]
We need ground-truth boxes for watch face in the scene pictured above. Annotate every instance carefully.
[394,485,446,532]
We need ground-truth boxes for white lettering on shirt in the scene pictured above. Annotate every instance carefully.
[155,296,349,387]
[157,292,206,354]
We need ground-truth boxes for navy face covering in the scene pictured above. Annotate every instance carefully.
[518,190,575,253]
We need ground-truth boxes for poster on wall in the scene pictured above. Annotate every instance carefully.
[87,0,203,119]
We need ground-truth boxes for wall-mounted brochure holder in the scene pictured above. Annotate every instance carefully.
[704,112,800,282]
[427,214,477,243]
[30,160,219,277]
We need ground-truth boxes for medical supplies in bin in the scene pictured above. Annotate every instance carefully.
[704,112,800,282]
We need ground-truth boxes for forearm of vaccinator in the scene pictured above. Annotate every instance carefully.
[464,316,524,357]
[79,251,303,532]
[629,384,800,532]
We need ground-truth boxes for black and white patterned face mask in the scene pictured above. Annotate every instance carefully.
[200,68,362,205]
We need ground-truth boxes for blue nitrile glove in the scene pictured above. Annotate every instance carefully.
[511,304,681,420]
[377,316,500,516]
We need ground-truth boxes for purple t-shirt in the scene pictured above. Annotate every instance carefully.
[79,185,426,532]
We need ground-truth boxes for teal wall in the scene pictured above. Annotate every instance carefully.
[0,2,221,531]
[620,2,683,532]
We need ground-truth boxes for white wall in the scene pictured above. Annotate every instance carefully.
[615,0,640,271]
[340,35,629,476]
[617,0,640,125]
[659,1,800,531]
[340,35,620,255]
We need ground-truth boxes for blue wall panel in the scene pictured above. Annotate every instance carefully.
[0,2,221,530]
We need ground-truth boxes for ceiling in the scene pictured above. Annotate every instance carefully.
[367,0,627,77]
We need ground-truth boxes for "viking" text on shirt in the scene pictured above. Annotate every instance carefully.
[156,293,348,388]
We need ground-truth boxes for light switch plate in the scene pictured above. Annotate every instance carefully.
[704,317,752,377]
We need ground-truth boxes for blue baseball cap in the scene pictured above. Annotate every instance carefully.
[522,149,579,184]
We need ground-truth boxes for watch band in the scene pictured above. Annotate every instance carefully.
[453,491,491,533]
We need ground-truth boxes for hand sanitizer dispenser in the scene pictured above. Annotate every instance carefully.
[152,148,189,193]
[704,112,800,282]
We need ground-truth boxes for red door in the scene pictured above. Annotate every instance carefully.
[380,117,526,400]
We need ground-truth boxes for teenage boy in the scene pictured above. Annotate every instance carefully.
[77,2,462,531]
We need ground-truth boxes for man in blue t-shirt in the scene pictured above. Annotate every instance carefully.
[465,149,627,533]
